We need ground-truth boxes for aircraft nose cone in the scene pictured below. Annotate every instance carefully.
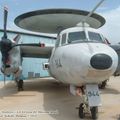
[90,54,112,70]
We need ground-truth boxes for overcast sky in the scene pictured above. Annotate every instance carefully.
[0,0,120,44]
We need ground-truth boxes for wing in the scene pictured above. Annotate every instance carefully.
[14,43,53,58]
[110,44,120,76]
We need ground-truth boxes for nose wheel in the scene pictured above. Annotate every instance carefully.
[90,106,98,119]
[79,103,85,118]
[78,103,98,119]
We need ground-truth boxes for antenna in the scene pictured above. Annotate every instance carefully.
[77,0,105,27]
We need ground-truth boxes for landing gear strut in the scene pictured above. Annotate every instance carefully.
[79,103,85,118]
[78,103,98,119]
[17,79,24,91]
[99,80,108,89]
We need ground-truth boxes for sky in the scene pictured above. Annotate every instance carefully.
[0,0,120,44]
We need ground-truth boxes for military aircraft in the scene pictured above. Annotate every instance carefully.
[1,0,120,119]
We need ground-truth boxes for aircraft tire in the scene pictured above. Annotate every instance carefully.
[18,80,24,91]
[79,103,85,119]
[90,106,98,120]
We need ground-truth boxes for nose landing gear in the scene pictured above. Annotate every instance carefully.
[72,84,101,119]
[78,103,98,119]
[90,106,98,119]
[78,103,85,118]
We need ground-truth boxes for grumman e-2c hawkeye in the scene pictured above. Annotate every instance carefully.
[1,0,120,119]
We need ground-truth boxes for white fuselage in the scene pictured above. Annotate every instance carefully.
[48,27,118,86]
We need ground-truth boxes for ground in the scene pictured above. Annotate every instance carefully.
[0,77,120,120]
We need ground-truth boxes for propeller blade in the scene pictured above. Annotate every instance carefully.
[13,34,21,43]
[3,6,8,39]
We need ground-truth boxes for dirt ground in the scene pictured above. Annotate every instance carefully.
[0,77,120,120]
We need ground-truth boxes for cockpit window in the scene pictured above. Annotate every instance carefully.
[88,31,103,42]
[68,31,86,43]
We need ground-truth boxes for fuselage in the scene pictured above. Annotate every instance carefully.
[49,27,118,86]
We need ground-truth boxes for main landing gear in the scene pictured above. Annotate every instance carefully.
[99,80,108,89]
[17,79,24,91]
[71,84,101,119]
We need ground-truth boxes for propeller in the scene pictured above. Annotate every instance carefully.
[0,6,20,69]
[3,6,8,39]
[0,6,21,86]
